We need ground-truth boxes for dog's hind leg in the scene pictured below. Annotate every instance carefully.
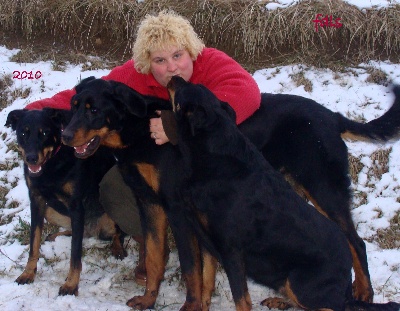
[259,107,373,303]
[303,186,373,303]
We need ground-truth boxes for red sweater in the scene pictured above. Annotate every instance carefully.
[26,48,260,124]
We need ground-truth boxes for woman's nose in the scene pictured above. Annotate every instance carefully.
[167,61,177,72]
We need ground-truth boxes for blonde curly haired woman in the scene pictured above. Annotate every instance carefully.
[26,10,260,301]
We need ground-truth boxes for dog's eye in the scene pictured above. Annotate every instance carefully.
[90,107,98,114]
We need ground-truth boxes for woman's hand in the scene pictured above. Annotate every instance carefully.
[149,111,170,145]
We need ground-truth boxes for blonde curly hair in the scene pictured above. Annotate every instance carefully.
[132,10,205,74]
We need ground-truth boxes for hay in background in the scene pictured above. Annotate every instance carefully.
[0,0,399,68]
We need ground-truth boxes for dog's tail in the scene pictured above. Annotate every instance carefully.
[345,301,400,311]
[338,85,400,142]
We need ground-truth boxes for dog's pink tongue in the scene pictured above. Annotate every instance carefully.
[74,143,88,154]
[28,164,41,173]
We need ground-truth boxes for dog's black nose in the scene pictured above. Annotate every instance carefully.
[61,130,73,144]
[26,153,38,164]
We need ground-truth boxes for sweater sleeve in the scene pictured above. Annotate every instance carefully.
[194,48,261,124]
[25,61,137,110]
[25,89,76,110]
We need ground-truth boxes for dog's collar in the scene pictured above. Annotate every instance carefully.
[52,145,61,157]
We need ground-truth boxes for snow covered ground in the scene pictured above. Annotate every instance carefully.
[0,1,399,308]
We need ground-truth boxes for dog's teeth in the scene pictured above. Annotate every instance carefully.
[28,165,42,173]
[74,146,87,154]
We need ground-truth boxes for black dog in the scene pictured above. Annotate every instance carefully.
[168,76,400,311]
[61,79,180,310]
[61,76,400,310]
[5,108,126,296]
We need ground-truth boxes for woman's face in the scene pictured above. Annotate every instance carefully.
[149,46,194,87]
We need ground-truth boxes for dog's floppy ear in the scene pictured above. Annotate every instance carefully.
[43,108,72,128]
[75,76,96,94]
[186,104,218,137]
[220,101,236,123]
[5,109,25,130]
[110,81,148,117]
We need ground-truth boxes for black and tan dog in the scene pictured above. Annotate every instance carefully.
[5,108,126,296]
[168,76,400,311]
[61,76,400,310]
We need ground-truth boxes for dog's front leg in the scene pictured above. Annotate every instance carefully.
[168,206,203,311]
[220,249,251,311]
[126,202,168,310]
[201,250,218,311]
[58,201,84,296]
[16,194,45,285]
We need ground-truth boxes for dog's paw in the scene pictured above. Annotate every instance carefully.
[15,270,36,285]
[126,295,156,310]
[260,297,292,310]
[179,301,202,311]
[352,279,374,303]
[58,283,78,296]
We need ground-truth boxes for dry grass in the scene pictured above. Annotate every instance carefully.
[0,74,14,110]
[348,153,364,184]
[290,71,313,92]
[366,68,390,86]
[367,211,400,249]
[0,0,399,69]
[369,147,392,182]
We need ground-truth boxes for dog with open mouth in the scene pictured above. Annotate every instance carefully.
[6,107,127,296]
[62,75,400,310]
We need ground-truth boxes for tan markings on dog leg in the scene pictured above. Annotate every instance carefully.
[180,234,203,310]
[135,163,159,192]
[44,206,71,229]
[127,204,168,309]
[278,279,306,310]
[202,251,217,311]
[16,226,42,284]
[235,295,252,311]
[282,172,309,202]
[348,243,372,302]
[301,188,329,219]
[59,262,82,296]
[110,230,127,260]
